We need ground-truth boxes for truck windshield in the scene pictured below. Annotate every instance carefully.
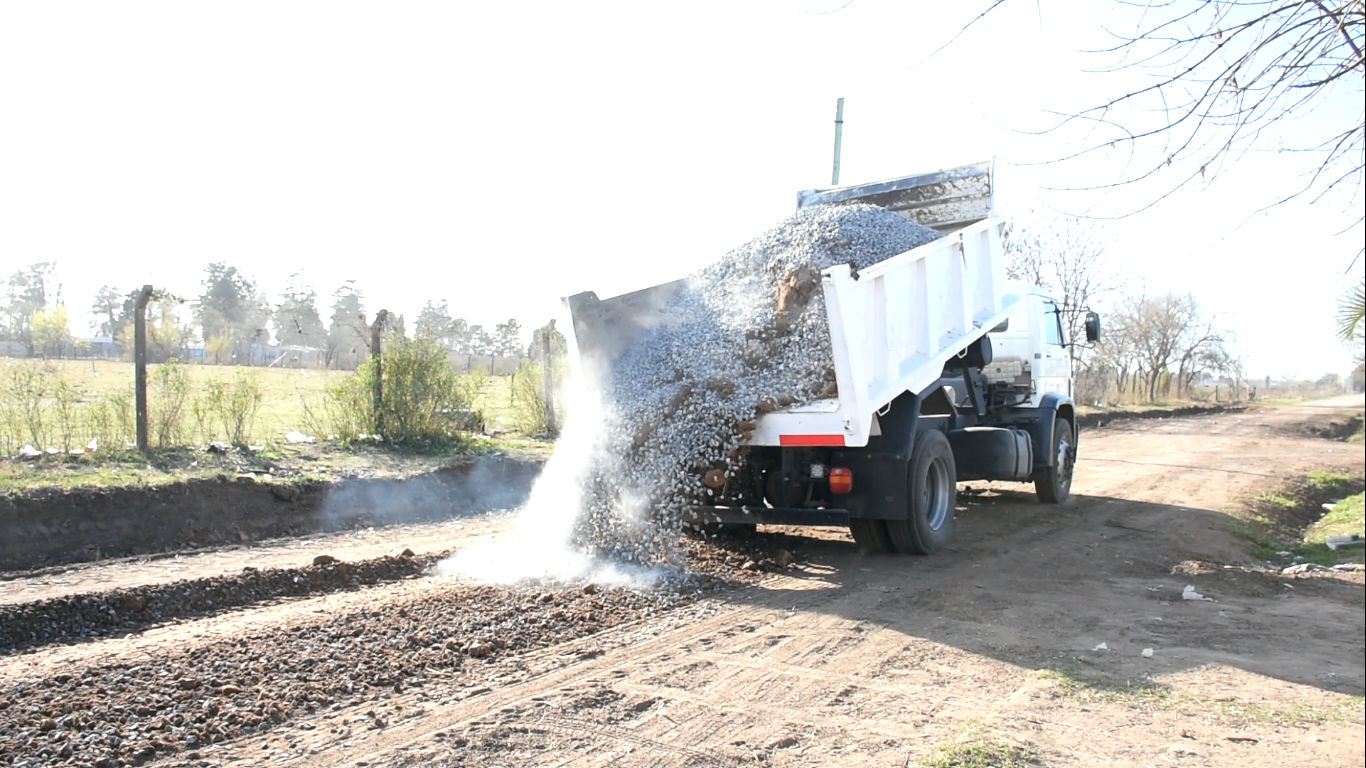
[1044,302,1064,346]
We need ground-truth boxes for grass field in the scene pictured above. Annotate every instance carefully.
[0,358,534,455]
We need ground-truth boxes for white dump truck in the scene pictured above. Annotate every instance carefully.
[565,161,1100,555]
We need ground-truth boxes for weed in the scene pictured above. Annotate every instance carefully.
[1231,522,1280,560]
[1213,695,1365,725]
[85,398,113,451]
[922,737,1035,768]
[511,358,568,436]
[1236,473,1366,566]
[298,390,330,441]
[1306,470,1351,489]
[1255,493,1298,510]
[1037,669,1364,726]
[461,365,491,404]
[1036,669,1169,705]
[372,334,466,443]
[1306,492,1364,544]
[7,363,49,446]
[190,393,213,444]
[49,377,81,451]
[107,389,134,448]
[150,361,191,448]
[205,370,264,446]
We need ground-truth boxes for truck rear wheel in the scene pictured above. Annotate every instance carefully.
[886,430,957,555]
[1033,417,1074,504]
[848,519,894,554]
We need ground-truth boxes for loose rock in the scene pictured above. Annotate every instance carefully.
[566,204,941,567]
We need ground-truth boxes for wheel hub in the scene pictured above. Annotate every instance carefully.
[924,456,952,531]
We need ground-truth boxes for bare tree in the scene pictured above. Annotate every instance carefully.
[949,2,1363,258]
[1201,339,1250,400]
[1100,291,1229,402]
[1173,317,1226,399]
[1099,300,1146,400]
[1003,212,1120,372]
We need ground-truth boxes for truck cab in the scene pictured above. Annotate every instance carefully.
[984,286,1073,406]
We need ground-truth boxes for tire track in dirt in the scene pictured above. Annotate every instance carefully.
[213,404,1363,768]
[4,404,1360,768]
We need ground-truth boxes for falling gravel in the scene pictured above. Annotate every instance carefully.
[562,204,942,567]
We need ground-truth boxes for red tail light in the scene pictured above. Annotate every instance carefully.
[829,467,852,495]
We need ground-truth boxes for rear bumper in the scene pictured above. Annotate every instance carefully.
[685,506,850,527]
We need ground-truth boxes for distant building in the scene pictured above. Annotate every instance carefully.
[269,344,325,368]
[83,336,116,358]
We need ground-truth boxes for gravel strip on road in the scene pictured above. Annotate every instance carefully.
[0,533,803,768]
[0,553,438,653]
[0,582,691,768]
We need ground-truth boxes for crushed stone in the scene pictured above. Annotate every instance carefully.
[568,204,941,565]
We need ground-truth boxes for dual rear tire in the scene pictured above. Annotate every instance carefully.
[849,430,957,556]
[849,417,1074,555]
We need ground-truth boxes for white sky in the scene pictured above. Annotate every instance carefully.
[1,1,1361,378]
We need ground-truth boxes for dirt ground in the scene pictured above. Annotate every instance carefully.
[2,401,1363,768]
[0,456,541,572]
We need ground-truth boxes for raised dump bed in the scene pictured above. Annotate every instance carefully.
[565,160,1100,556]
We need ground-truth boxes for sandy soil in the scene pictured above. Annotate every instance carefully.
[3,402,1363,768]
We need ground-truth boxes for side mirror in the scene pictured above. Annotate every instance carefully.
[1084,311,1102,343]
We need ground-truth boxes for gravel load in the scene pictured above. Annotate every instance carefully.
[570,204,942,563]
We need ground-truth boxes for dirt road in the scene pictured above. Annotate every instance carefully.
[3,404,1363,768]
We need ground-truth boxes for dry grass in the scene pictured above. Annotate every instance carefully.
[1,360,551,483]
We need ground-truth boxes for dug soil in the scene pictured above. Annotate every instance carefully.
[1,401,1363,768]
[0,455,541,572]
[0,406,1251,575]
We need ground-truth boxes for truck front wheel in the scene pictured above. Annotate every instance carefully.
[1033,417,1075,504]
[886,430,957,555]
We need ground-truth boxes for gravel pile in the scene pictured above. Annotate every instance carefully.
[571,204,941,562]
[0,553,435,652]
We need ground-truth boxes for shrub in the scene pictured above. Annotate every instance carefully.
[205,369,265,446]
[326,334,471,444]
[150,360,191,447]
[106,389,135,448]
[50,378,81,451]
[511,358,568,436]
[5,363,49,447]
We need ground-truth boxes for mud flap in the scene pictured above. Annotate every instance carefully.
[831,391,922,522]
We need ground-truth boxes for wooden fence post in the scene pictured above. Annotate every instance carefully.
[370,310,389,436]
[134,285,154,452]
[543,321,557,437]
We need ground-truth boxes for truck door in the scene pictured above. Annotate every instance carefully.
[1039,301,1071,397]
